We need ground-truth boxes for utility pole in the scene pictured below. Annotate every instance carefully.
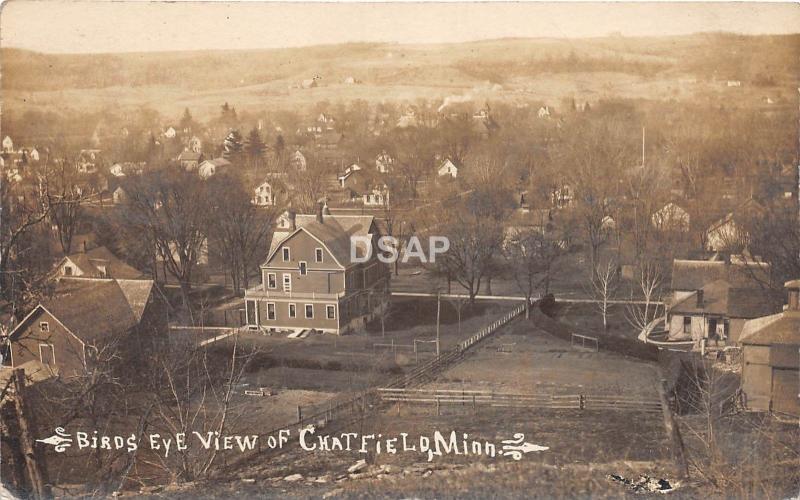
[642,126,646,167]
[436,292,441,356]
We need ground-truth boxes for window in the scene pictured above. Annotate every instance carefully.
[289,303,297,318]
[267,273,277,289]
[64,266,73,276]
[282,247,291,262]
[326,305,336,320]
[299,261,307,276]
[315,248,323,263]
[683,317,691,334]
[283,274,291,292]
[39,322,49,333]
[305,304,314,319]
[267,303,276,320]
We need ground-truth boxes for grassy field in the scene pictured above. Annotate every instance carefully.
[427,315,659,397]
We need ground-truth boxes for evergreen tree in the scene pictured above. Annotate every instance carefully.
[223,129,244,164]
[179,108,194,133]
[245,127,265,168]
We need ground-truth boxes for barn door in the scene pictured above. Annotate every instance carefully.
[39,344,55,366]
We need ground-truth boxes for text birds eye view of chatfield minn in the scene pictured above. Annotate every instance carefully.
[0,2,799,499]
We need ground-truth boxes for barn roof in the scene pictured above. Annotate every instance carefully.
[11,279,154,344]
[739,312,800,345]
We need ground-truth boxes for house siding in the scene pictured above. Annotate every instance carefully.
[742,343,800,416]
[253,299,339,333]
[10,309,86,378]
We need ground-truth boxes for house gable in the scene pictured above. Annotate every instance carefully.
[264,228,346,270]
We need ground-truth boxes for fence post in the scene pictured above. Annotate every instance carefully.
[472,394,477,413]
[579,394,585,410]
[297,405,302,423]
[436,396,440,416]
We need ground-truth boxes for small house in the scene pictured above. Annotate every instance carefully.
[253,179,280,207]
[363,185,390,207]
[109,163,127,177]
[112,186,127,205]
[56,246,145,280]
[197,158,232,179]
[437,159,458,179]
[651,202,690,232]
[375,152,394,174]
[2,136,13,153]
[178,150,203,171]
[290,150,307,172]
[163,127,177,138]
[538,106,551,119]
[666,258,778,351]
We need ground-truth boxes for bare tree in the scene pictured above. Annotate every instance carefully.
[121,169,210,319]
[46,159,86,255]
[623,260,664,332]
[432,212,504,305]
[208,173,276,294]
[504,228,564,318]
[590,259,618,331]
[145,334,258,482]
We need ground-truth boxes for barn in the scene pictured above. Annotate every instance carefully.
[739,279,800,417]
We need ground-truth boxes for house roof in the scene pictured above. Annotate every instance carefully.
[178,151,202,161]
[62,246,144,279]
[11,279,153,344]
[739,311,800,345]
[671,259,769,291]
[670,279,780,319]
[267,213,378,267]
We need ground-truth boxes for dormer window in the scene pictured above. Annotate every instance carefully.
[315,248,323,263]
[64,265,73,276]
[282,247,290,262]
[40,322,49,332]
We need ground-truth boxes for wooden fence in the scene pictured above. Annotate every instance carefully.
[247,299,535,453]
[377,388,663,414]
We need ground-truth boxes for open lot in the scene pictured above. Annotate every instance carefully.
[427,314,659,397]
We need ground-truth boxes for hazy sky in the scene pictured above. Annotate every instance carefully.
[1,1,798,54]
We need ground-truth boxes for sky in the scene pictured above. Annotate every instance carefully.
[1,1,798,54]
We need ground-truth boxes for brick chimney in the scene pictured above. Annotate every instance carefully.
[785,279,800,312]
[316,201,324,224]
[696,289,704,308]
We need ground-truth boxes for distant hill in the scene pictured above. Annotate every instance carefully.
[1,33,797,118]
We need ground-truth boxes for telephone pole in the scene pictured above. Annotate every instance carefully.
[436,292,441,356]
